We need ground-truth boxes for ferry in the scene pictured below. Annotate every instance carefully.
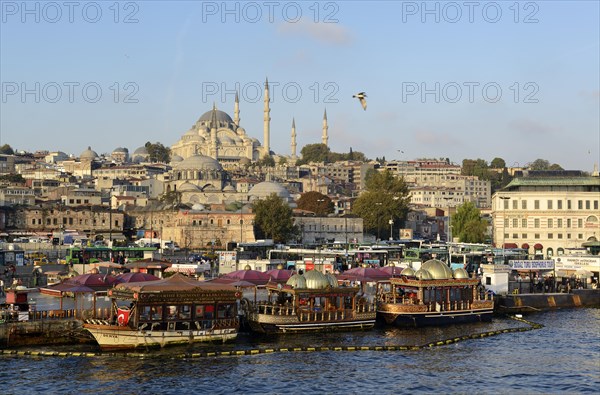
[376,259,494,327]
[83,274,240,350]
[243,270,376,334]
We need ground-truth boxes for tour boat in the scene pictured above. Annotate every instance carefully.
[83,274,240,350]
[376,259,494,327]
[243,270,376,334]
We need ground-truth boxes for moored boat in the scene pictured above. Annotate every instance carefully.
[376,259,494,327]
[244,270,376,334]
[83,273,239,350]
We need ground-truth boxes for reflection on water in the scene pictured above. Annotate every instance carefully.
[1,309,599,394]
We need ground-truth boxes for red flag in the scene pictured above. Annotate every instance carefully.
[117,308,130,326]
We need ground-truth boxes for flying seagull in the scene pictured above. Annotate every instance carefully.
[353,92,367,110]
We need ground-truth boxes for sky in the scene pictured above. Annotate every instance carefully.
[1,0,599,171]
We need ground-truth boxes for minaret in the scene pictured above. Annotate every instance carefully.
[291,118,297,160]
[322,108,329,147]
[234,91,240,127]
[263,77,271,157]
[210,103,218,158]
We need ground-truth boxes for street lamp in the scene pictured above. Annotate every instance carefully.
[499,195,511,263]
[389,218,394,241]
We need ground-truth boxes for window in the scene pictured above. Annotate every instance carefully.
[521,218,527,228]
[504,233,509,240]
[522,233,527,239]
[31,219,35,225]
[558,234,563,239]
[567,234,571,239]
[578,219,583,228]
[534,233,540,239]
[578,233,583,239]
[547,200,553,210]
[512,200,518,210]
[534,200,540,209]
[595,201,599,210]
[503,199,510,210]
[578,200,583,209]
[586,200,590,209]
[512,233,518,239]
[512,218,518,227]
[504,218,509,228]
[567,219,571,228]
[548,219,553,228]
[534,219,540,228]
[567,200,572,209]
[557,200,562,209]
[521,200,527,209]
[557,219,562,228]
[548,233,553,239]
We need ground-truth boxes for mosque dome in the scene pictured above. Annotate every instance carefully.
[286,273,307,289]
[133,146,148,156]
[178,182,201,192]
[421,259,454,280]
[80,146,98,160]
[197,109,234,126]
[304,270,331,289]
[112,147,128,153]
[401,267,416,277]
[325,273,338,287]
[248,181,290,200]
[170,154,183,163]
[223,185,236,192]
[453,268,470,279]
[175,154,222,171]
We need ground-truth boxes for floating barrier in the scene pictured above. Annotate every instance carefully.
[0,314,543,359]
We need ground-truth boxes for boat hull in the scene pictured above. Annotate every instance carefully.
[247,312,376,334]
[83,323,238,350]
[377,305,493,328]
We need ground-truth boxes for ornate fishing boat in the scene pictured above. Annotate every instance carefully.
[83,274,239,350]
[244,270,376,334]
[376,259,494,327]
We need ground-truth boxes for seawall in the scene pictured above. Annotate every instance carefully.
[0,319,93,348]
[496,289,600,313]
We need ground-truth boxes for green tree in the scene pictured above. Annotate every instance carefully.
[0,174,25,184]
[529,159,551,170]
[297,144,330,164]
[490,157,506,169]
[0,144,14,155]
[145,141,171,163]
[452,202,487,243]
[296,191,334,215]
[252,193,298,243]
[159,189,182,206]
[257,155,275,167]
[352,170,411,240]
[549,163,564,171]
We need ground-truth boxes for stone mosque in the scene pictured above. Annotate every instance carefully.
[162,78,330,206]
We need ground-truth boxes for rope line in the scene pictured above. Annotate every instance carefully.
[0,315,543,359]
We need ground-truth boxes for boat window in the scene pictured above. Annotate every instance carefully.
[166,305,178,320]
[204,305,214,319]
[195,305,204,319]
[149,306,162,321]
[180,305,191,320]
[217,304,228,319]
[139,306,151,321]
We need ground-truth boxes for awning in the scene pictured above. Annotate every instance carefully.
[534,243,543,250]
[165,267,197,275]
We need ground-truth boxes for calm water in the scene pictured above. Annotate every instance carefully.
[1,309,598,394]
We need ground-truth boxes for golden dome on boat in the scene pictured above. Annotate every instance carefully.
[286,273,306,289]
[325,273,338,287]
[453,268,470,279]
[401,267,416,276]
[414,268,433,280]
[421,259,453,280]
[244,265,252,270]
[304,270,331,289]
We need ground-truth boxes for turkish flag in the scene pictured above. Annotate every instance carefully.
[117,308,130,326]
